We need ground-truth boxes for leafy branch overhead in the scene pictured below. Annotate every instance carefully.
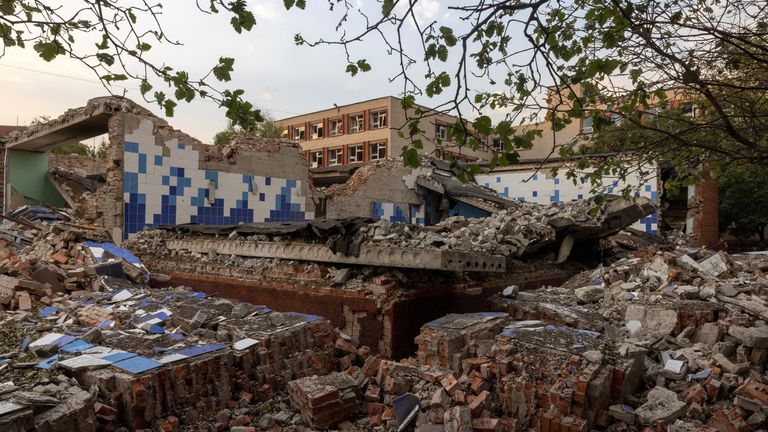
[287,0,768,192]
[0,0,262,129]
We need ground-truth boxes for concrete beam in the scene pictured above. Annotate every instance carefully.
[164,239,507,272]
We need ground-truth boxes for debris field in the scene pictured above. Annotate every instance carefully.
[1,197,768,432]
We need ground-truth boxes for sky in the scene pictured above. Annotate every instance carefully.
[0,0,456,144]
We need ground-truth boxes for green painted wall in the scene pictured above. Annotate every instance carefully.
[7,149,66,208]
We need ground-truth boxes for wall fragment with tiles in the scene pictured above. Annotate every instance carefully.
[122,119,313,239]
[371,202,410,223]
[476,165,659,234]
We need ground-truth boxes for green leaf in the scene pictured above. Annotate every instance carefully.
[356,59,371,72]
[0,1,15,14]
[295,0,306,9]
[284,0,295,9]
[140,80,152,95]
[163,99,177,117]
[473,116,492,135]
[96,34,109,50]
[403,147,420,167]
[137,42,152,52]
[439,26,457,47]
[213,57,235,81]
[96,53,115,66]
[382,0,395,17]
[345,64,359,76]
[437,45,448,62]
[401,95,416,109]
[33,40,65,61]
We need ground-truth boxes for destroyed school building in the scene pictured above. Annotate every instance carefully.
[0,96,743,432]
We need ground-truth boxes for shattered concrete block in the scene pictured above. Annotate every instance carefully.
[635,386,687,425]
[574,286,603,304]
[727,326,768,348]
[624,304,677,337]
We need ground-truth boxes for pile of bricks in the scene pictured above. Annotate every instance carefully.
[287,372,360,429]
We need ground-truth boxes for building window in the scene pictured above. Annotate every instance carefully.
[370,110,388,129]
[490,137,503,152]
[643,106,659,122]
[348,145,364,163]
[436,124,448,140]
[348,114,364,133]
[328,148,343,166]
[329,118,343,136]
[309,151,323,168]
[581,117,593,134]
[681,103,696,118]
[292,125,306,141]
[369,141,387,160]
[310,122,324,139]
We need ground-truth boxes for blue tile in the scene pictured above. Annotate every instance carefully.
[138,154,147,173]
[112,356,161,374]
[265,177,272,186]
[37,355,60,369]
[554,178,560,185]
[532,191,538,197]
[125,141,139,153]
[61,340,93,353]
[170,167,178,176]
[102,352,138,363]
[645,184,652,192]
[178,143,185,149]
[154,155,163,166]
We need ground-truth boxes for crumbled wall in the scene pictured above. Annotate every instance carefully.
[476,162,660,234]
[325,161,423,221]
[48,154,109,177]
[121,114,315,239]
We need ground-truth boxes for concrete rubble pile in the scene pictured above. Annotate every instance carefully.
[356,195,653,257]
[0,219,343,432]
[271,246,768,432]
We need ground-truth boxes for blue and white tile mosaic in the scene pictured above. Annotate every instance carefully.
[371,202,410,224]
[476,166,659,235]
[122,120,313,239]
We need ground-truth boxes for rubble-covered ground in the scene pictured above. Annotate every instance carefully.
[3,204,768,431]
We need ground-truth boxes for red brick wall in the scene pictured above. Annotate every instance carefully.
[691,178,719,247]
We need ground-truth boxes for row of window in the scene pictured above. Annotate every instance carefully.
[308,141,388,168]
[288,109,388,141]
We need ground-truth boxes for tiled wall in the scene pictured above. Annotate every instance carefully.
[371,202,410,223]
[476,167,659,234]
[123,120,313,239]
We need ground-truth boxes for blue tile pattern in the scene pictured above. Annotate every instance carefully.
[475,165,660,235]
[371,202,410,223]
[122,122,313,239]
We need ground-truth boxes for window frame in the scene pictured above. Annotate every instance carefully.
[368,141,387,161]
[348,144,364,163]
[309,150,324,168]
[436,123,448,140]
[292,125,306,141]
[370,109,388,129]
[580,117,593,134]
[490,137,503,152]
[327,147,343,166]
[310,122,324,140]
[329,117,344,136]
[348,113,365,133]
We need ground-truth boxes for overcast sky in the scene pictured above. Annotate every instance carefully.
[0,0,457,143]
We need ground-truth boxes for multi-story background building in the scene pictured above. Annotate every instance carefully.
[274,96,498,167]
